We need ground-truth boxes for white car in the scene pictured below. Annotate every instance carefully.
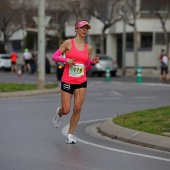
[0,54,11,70]
[87,54,118,77]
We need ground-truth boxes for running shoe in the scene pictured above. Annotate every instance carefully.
[53,107,61,128]
[66,134,76,144]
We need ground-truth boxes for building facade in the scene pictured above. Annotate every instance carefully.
[65,0,170,69]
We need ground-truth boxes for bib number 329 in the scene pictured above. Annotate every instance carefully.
[69,64,85,77]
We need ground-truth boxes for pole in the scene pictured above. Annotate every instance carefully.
[37,0,45,89]
[122,1,126,76]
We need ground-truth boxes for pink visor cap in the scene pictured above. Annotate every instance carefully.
[75,21,91,29]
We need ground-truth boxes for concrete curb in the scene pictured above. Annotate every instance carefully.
[98,119,170,152]
[0,87,61,98]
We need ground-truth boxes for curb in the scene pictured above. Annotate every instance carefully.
[0,87,61,98]
[98,119,170,152]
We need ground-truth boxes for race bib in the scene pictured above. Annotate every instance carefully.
[69,64,85,77]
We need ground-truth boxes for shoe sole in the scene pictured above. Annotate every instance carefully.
[66,141,76,144]
[53,107,61,128]
[66,138,76,144]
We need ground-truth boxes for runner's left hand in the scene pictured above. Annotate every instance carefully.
[92,54,99,64]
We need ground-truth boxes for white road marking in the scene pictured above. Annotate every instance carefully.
[133,96,158,99]
[140,83,170,87]
[98,97,122,100]
[62,119,170,162]
[111,91,122,96]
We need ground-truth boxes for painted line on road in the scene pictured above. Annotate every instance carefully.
[111,91,122,96]
[140,83,170,87]
[97,97,122,100]
[62,119,170,162]
[133,96,158,99]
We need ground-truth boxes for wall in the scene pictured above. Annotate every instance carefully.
[125,43,164,68]
[106,34,117,60]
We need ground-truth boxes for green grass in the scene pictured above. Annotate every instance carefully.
[112,106,170,137]
[0,83,57,92]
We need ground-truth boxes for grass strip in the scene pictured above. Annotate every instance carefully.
[0,83,57,92]
[112,106,170,137]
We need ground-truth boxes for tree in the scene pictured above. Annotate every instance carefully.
[85,0,122,53]
[0,0,25,52]
[0,0,71,52]
[149,0,170,54]
[46,10,69,45]
[123,0,140,74]
[45,0,71,42]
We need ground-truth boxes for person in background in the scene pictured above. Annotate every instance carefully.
[52,19,99,144]
[158,49,170,83]
[23,48,32,73]
[10,48,17,73]
[30,50,37,74]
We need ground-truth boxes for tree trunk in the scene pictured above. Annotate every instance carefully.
[163,29,169,55]
[3,31,9,53]
[133,23,138,75]
[100,28,105,54]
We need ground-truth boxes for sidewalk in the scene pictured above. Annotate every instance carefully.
[0,87,60,98]
[117,68,160,78]
[98,119,170,152]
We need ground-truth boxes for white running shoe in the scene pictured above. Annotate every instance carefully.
[53,107,61,128]
[66,134,76,144]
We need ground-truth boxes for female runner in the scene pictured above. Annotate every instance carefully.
[52,19,99,144]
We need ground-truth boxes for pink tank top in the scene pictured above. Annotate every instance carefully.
[61,39,89,84]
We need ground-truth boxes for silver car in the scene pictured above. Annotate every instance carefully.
[87,54,118,77]
[0,54,11,71]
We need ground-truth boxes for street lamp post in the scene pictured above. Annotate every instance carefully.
[122,12,126,76]
[120,0,126,76]
[37,0,45,89]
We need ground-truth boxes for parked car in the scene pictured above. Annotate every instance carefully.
[87,54,118,77]
[0,54,11,71]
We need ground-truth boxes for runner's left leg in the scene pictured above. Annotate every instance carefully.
[67,87,86,135]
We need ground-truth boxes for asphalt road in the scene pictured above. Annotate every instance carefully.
[0,72,170,170]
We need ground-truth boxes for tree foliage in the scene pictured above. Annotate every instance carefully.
[149,0,170,54]
[124,0,141,74]
[85,0,122,53]
[0,0,25,52]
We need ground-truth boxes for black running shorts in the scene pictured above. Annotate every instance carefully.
[61,81,87,94]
